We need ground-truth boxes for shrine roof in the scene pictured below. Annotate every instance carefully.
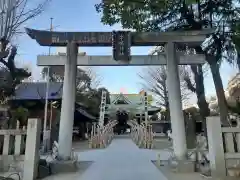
[13,82,63,100]
[110,93,153,104]
[11,82,96,120]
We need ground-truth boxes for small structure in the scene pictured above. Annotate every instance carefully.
[10,82,96,143]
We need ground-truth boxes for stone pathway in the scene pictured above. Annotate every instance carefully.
[77,138,168,180]
[44,138,171,180]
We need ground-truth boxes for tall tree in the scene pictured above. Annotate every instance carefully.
[148,46,210,129]
[79,87,111,117]
[183,64,210,139]
[95,0,240,126]
[0,39,30,103]
[0,0,50,102]
[42,65,110,118]
[42,66,102,90]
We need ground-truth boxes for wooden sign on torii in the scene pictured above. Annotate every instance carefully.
[25,27,212,161]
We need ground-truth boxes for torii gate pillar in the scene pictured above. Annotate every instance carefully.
[166,42,187,159]
[58,42,77,160]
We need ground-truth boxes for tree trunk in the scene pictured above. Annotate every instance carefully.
[164,83,170,121]
[209,61,229,126]
[192,65,210,147]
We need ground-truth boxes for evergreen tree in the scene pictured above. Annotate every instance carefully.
[0,38,30,103]
[95,0,240,126]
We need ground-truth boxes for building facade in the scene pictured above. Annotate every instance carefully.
[105,92,160,123]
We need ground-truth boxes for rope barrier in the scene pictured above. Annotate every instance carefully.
[128,120,154,149]
[89,119,154,149]
[89,120,117,149]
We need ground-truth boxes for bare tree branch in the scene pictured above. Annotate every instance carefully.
[0,0,51,40]
[83,67,102,89]
[139,66,191,110]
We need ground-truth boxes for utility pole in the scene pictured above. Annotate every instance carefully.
[42,17,53,152]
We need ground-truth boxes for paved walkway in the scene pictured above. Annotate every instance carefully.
[77,138,168,180]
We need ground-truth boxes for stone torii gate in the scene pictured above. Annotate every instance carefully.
[26,28,210,161]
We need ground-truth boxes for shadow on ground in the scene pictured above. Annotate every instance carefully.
[42,161,93,180]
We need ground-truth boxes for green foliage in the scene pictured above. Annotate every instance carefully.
[42,67,92,92]
[42,65,109,117]
[95,0,240,60]
[95,0,239,125]
[96,0,171,31]
[231,22,240,69]
[78,87,110,117]
[0,38,31,103]
[10,106,29,127]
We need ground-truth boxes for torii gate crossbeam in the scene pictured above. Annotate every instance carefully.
[37,53,205,66]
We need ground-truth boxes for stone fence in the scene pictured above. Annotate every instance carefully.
[0,118,41,180]
[207,116,240,177]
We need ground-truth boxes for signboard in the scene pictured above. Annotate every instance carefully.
[72,32,112,45]
[112,31,131,61]
[51,32,112,46]
[26,28,112,46]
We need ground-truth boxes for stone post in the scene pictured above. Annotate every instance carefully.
[58,41,77,160]
[23,118,41,180]
[2,134,10,155]
[166,42,187,160]
[185,113,196,149]
[14,121,23,155]
[206,116,226,177]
